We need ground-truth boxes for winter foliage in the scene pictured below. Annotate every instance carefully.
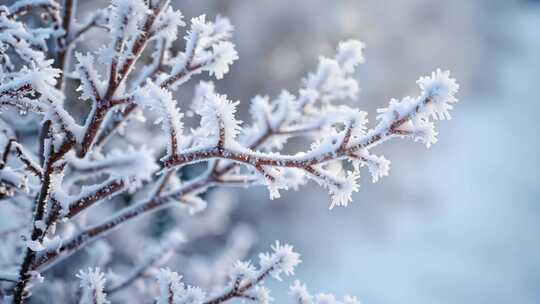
[0,0,459,303]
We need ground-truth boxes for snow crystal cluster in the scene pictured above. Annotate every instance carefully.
[77,268,109,304]
[290,280,361,304]
[155,268,205,304]
[0,0,459,303]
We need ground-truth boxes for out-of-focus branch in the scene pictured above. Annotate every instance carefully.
[55,0,75,90]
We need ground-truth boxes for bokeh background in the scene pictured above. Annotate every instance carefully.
[2,0,540,303]
[170,0,540,303]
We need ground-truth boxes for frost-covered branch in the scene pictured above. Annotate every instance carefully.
[204,241,300,304]
[155,268,205,304]
[1,138,43,179]
[95,13,238,150]
[0,0,461,302]
[145,241,355,304]
[76,268,110,304]
[160,69,458,208]
[289,280,360,304]
[30,67,458,271]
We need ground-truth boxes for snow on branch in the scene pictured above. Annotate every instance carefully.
[30,64,459,278]
[203,241,300,304]
[0,138,36,196]
[161,14,237,89]
[303,39,365,107]
[147,241,353,304]
[0,66,61,101]
[135,81,184,156]
[76,267,110,304]
[290,280,361,304]
[5,0,60,20]
[193,93,241,150]
[160,67,459,208]
[142,241,303,304]
[103,0,150,81]
[156,268,205,304]
[0,0,461,302]
[66,146,158,184]
[55,146,158,218]
[1,137,42,182]
[74,52,105,104]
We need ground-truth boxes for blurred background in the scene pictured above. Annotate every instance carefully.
[2,0,540,303]
[169,0,540,303]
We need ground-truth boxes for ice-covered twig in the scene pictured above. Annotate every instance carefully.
[290,280,361,304]
[204,242,300,304]
[30,69,458,281]
[1,0,461,302]
[31,68,458,270]
[1,138,43,179]
[76,267,110,304]
[6,0,60,21]
[160,69,458,208]
[95,13,237,149]
[155,268,205,304]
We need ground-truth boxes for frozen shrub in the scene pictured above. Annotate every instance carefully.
[0,0,459,303]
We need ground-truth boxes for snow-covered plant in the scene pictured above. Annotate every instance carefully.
[0,0,460,303]
[289,280,361,304]
[76,268,110,304]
